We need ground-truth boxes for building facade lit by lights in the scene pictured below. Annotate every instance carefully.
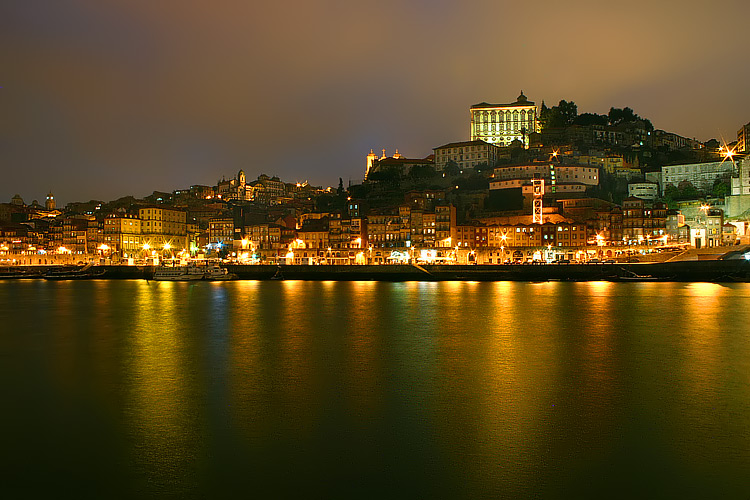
[661,161,737,192]
[138,206,188,252]
[365,149,434,180]
[45,191,56,211]
[489,163,599,194]
[730,157,750,195]
[470,91,539,147]
[103,214,142,257]
[217,170,253,201]
[737,122,750,153]
[433,140,501,172]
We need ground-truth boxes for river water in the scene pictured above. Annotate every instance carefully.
[1,279,749,498]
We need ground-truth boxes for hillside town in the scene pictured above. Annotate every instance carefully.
[2,92,750,267]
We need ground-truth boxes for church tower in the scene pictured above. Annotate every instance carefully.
[46,191,56,210]
[365,149,379,179]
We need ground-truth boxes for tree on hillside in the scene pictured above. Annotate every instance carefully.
[538,101,550,129]
[456,173,489,191]
[474,162,489,175]
[540,100,578,129]
[705,139,720,150]
[408,164,436,181]
[367,167,401,186]
[443,160,460,177]
[573,113,608,126]
[608,107,654,131]
[712,174,731,198]
[557,100,578,126]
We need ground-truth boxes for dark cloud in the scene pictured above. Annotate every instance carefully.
[2,0,749,204]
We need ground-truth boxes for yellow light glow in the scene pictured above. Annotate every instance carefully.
[163,243,171,250]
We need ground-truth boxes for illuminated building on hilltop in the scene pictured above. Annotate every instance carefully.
[433,140,501,171]
[251,174,287,205]
[628,182,659,201]
[661,161,737,191]
[490,163,599,194]
[731,157,750,195]
[217,170,254,201]
[738,122,750,153]
[366,149,379,178]
[45,191,56,210]
[365,149,434,180]
[470,91,539,147]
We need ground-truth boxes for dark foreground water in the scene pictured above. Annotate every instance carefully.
[1,280,749,499]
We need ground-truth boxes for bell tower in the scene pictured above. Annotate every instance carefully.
[45,191,56,210]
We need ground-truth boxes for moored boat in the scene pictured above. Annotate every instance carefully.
[0,268,44,279]
[152,264,205,281]
[203,265,237,281]
[44,264,106,280]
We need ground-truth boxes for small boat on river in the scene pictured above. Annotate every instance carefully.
[44,264,106,280]
[0,268,43,280]
[203,265,237,281]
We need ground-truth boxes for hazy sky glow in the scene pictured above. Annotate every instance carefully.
[2,0,749,204]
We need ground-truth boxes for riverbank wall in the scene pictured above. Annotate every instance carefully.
[3,259,749,282]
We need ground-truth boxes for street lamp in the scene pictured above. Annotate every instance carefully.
[163,242,172,264]
[142,243,150,264]
[97,244,110,263]
[699,203,711,247]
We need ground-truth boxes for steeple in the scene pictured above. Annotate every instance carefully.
[366,149,379,179]
[46,191,55,210]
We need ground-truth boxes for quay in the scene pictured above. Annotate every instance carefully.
[2,258,749,282]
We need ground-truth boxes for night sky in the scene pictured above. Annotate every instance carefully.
[2,0,749,205]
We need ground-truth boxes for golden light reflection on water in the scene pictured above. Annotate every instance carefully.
[676,283,727,454]
[275,280,320,430]
[577,281,616,390]
[475,283,531,479]
[127,281,197,492]
[49,283,79,393]
[342,282,382,422]
[6,280,750,496]
[225,281,275,442]
[432,281,623,493]
[681,283,727,389]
